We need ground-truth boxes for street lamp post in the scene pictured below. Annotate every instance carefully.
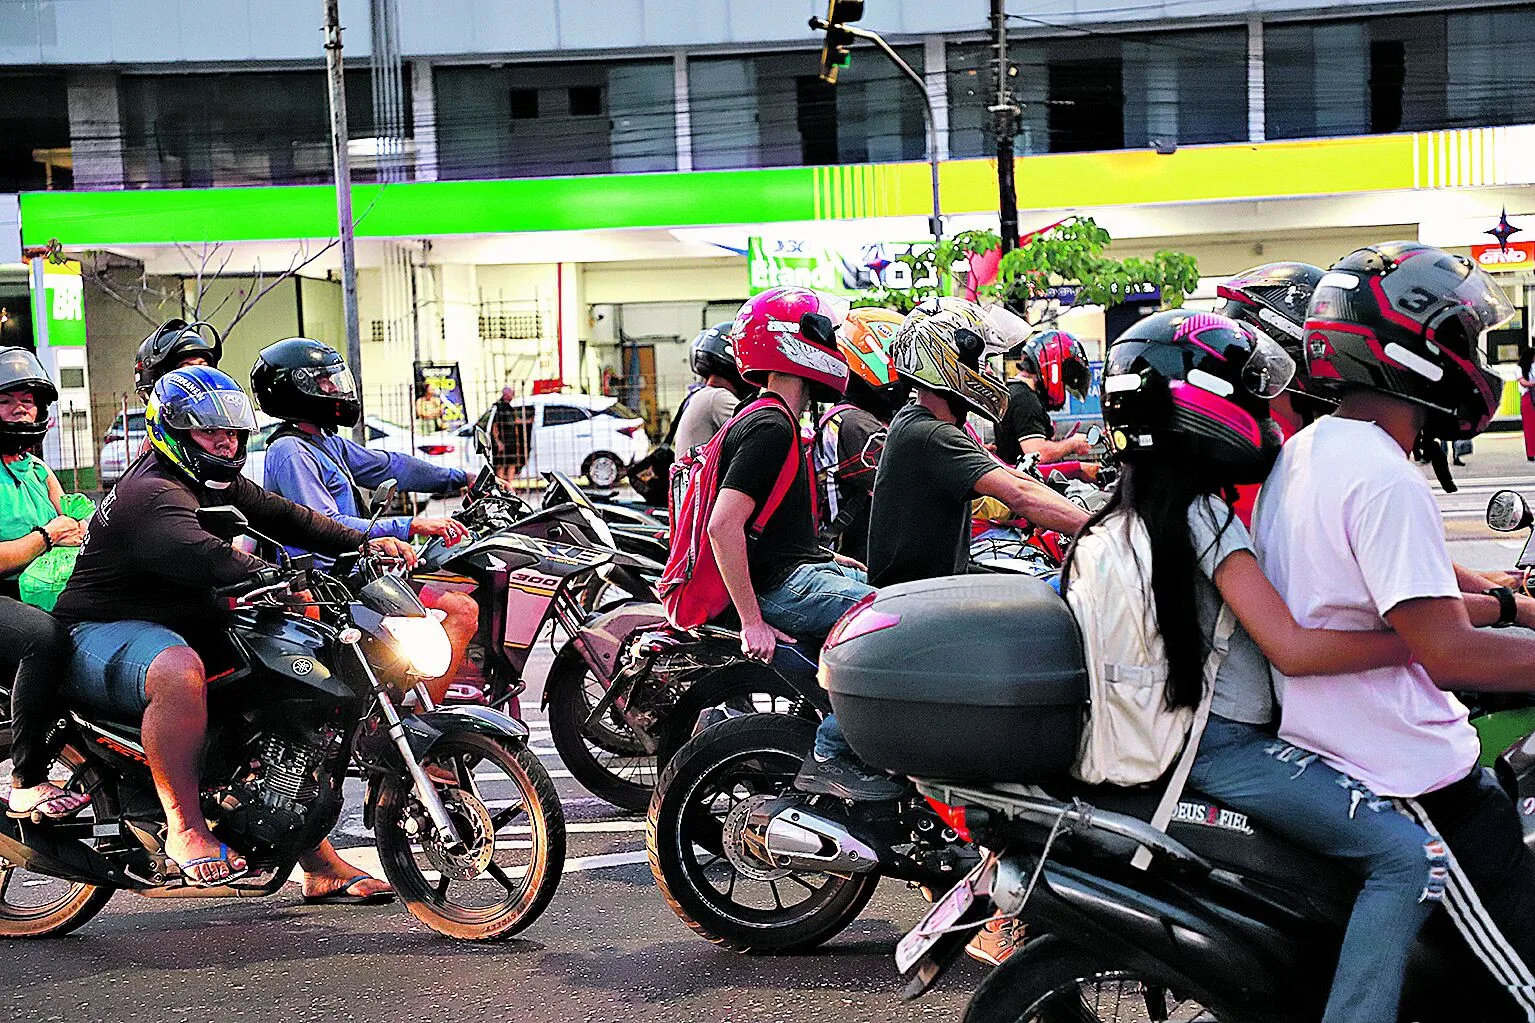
[809,17,944,247]
[323,0,366,443]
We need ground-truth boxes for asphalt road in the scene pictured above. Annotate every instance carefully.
[5,435,1533,1023]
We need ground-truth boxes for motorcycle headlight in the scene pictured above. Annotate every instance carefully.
[380,614,452,679]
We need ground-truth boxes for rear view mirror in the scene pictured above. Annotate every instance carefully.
[372,479,399,511]
[1487,490,1532,532]
[196,506,248,542]
[1085,425,1104,448]
[474,408,494,456]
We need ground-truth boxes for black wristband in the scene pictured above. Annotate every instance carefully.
[30,526,51,551]
[1488,585,1518,628]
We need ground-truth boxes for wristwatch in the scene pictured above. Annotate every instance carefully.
[30,526,51,551]
[1487,585,1518,628]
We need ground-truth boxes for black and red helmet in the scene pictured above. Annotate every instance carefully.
[1023,329,1092,411]
[1216,262,1323,383]
[1304,242,1513,440]
[1103,309,1295,485]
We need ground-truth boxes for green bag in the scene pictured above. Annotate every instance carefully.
[17,493,95,612]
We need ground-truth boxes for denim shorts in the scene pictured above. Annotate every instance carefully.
[66,620,189,720]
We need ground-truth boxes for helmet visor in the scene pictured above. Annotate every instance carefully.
[1062,341,1091,400]
[1447,261,1516,333]
[160,388,259,432]
[293,364,358,400]
[1242,335,1297,400]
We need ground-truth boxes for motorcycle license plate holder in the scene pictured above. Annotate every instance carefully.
[895,856,993,975]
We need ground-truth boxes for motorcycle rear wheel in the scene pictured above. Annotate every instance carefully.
[374,733,565,940]
[964,937,1227,1023]
[646,713,878,953]
[0,738,115,939]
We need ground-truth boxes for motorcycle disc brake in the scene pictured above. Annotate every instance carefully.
[722,794,793,882]
[419,788,496,881]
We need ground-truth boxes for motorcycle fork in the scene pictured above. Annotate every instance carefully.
[345,641,465,850]
[551,588,639,726]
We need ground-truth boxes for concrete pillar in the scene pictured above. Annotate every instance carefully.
[66,72,126,191]
[439,263,482,385]
[1247,15,1266,143]
[924,35,949,162]
[411,60,438,182]
[673,51,693,173]
[557,262,581,388]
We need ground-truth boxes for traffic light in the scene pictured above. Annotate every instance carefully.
[817,0,865,84]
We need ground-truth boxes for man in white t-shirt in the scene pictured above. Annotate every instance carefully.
[672,322,748,453]
[1254,242,1535,1014]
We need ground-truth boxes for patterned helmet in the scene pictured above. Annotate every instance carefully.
[892,298,1010,423]
[1305,242,1512,441]
[1024,330,1092,411]
[731,287,850,402]
[147,366,258,490]
[1216,262,1324,392]
[1103,309,1294,485]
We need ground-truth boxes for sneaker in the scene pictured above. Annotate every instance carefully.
[965,917,1025,967]
[793,753,905,801]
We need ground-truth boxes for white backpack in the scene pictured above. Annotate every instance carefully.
[1065,510,1234,863]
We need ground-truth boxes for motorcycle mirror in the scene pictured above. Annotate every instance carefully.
[1085,425,1104,448]
[473,422,492,457]
[1487,490,1533,532]
[371,479,399,511]
[196,505,248,542]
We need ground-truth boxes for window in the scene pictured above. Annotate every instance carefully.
[542,405,589,427]
[1371,41,1407,134]
[597,403,641,419]
[59,367,86,390]
[1048,54,1124,152]
[1447,6,1535,129]
[436,60,674,179]
[689,48,926,170]
[510,89,539,120]
[0,74,70,191]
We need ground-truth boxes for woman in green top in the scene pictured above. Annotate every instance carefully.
[0,348,89,819]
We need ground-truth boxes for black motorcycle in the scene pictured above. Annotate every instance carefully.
[0,489,564,941]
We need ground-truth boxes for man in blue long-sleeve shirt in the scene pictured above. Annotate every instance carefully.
[251,338,479,707]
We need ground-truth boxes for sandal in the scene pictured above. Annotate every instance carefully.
[302,873,396,905]
[172,843,250,888]
[6,784,92,823]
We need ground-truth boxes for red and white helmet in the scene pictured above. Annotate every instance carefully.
[1023,329,1092,411]
[731,287,850,402]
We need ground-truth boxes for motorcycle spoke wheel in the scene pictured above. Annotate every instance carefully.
[375,734,564,941]
[546,656,656,812]
[0,742,114,937]
[965,939,1223,1023]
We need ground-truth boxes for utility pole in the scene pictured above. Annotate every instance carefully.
[323,0,366,443]
[991,0,1021,252]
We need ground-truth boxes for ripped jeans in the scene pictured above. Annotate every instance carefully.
[1190,716,1442,1023]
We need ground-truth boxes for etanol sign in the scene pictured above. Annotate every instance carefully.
[1472,241,1535,273]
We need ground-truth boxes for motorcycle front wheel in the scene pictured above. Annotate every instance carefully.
[374,732,565,940]
[0,738,115,938]
[646,713,878,953]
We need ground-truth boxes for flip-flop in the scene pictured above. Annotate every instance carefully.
[174,843,250,888]
[5,787,92,823]
[302,873,396,905]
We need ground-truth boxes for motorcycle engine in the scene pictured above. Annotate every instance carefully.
[211,729,340,848]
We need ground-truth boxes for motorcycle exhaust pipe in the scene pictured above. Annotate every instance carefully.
[740,797,881,874]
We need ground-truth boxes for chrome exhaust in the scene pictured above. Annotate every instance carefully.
[740,798,880,874]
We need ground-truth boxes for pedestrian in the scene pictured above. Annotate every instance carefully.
[490,386,533,486]
[1519,346,1535,462]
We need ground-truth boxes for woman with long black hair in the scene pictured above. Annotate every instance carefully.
[1064,310,1434,1023]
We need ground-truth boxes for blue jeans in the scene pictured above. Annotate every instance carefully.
[757,561,873,762]
[1190,717,1443,1023]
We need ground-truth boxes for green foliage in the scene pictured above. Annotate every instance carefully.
[860,216,1200,322]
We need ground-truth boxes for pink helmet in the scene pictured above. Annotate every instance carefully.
[731,288,850,402]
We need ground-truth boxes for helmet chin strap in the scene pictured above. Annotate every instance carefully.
[1417,432,1458,494]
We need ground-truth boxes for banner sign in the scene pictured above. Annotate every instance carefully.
[29,260,85,348]
[413,362,466,433]
[747,237,954,296]
[1472,241,1535,274]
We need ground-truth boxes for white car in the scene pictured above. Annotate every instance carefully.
[428,394,650,489]
[100,412,463,491]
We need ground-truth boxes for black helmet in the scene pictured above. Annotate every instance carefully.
[135,319,223,399]
[1305,242,1513,441]
[1103,309,1295,485]
[0,348,57,456]
[146,366,258,490]
[689,322,746,392]
[251,337,360,430]
[1216,262,1323,372]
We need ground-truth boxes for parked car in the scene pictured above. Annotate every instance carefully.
[425,394,650,489]
[100,411,463,491]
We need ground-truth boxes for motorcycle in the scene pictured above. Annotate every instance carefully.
[0,483,564,941]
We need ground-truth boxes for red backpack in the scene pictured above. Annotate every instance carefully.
[658,396,803,630]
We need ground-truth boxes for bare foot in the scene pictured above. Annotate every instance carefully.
[165,828,246,886]
[301,872,394,902]
[7,783,91,820]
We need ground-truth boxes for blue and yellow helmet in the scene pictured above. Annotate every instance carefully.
[146,366,258,489]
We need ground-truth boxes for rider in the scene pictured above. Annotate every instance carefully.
[672,322,750,453]
[1256,243,1535,1009]
[993,329,1094,469]
[53,367,416,890]
[814,306,904,562]
[705,288,891,799]
[0,349,89,821]
[251,338,477,702]
[864,298,1088,589]
[134,319,223,401]
[1078,308,1479,1021]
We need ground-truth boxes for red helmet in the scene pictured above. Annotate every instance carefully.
[1024,330,1092,411]
[731,288,850,402]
